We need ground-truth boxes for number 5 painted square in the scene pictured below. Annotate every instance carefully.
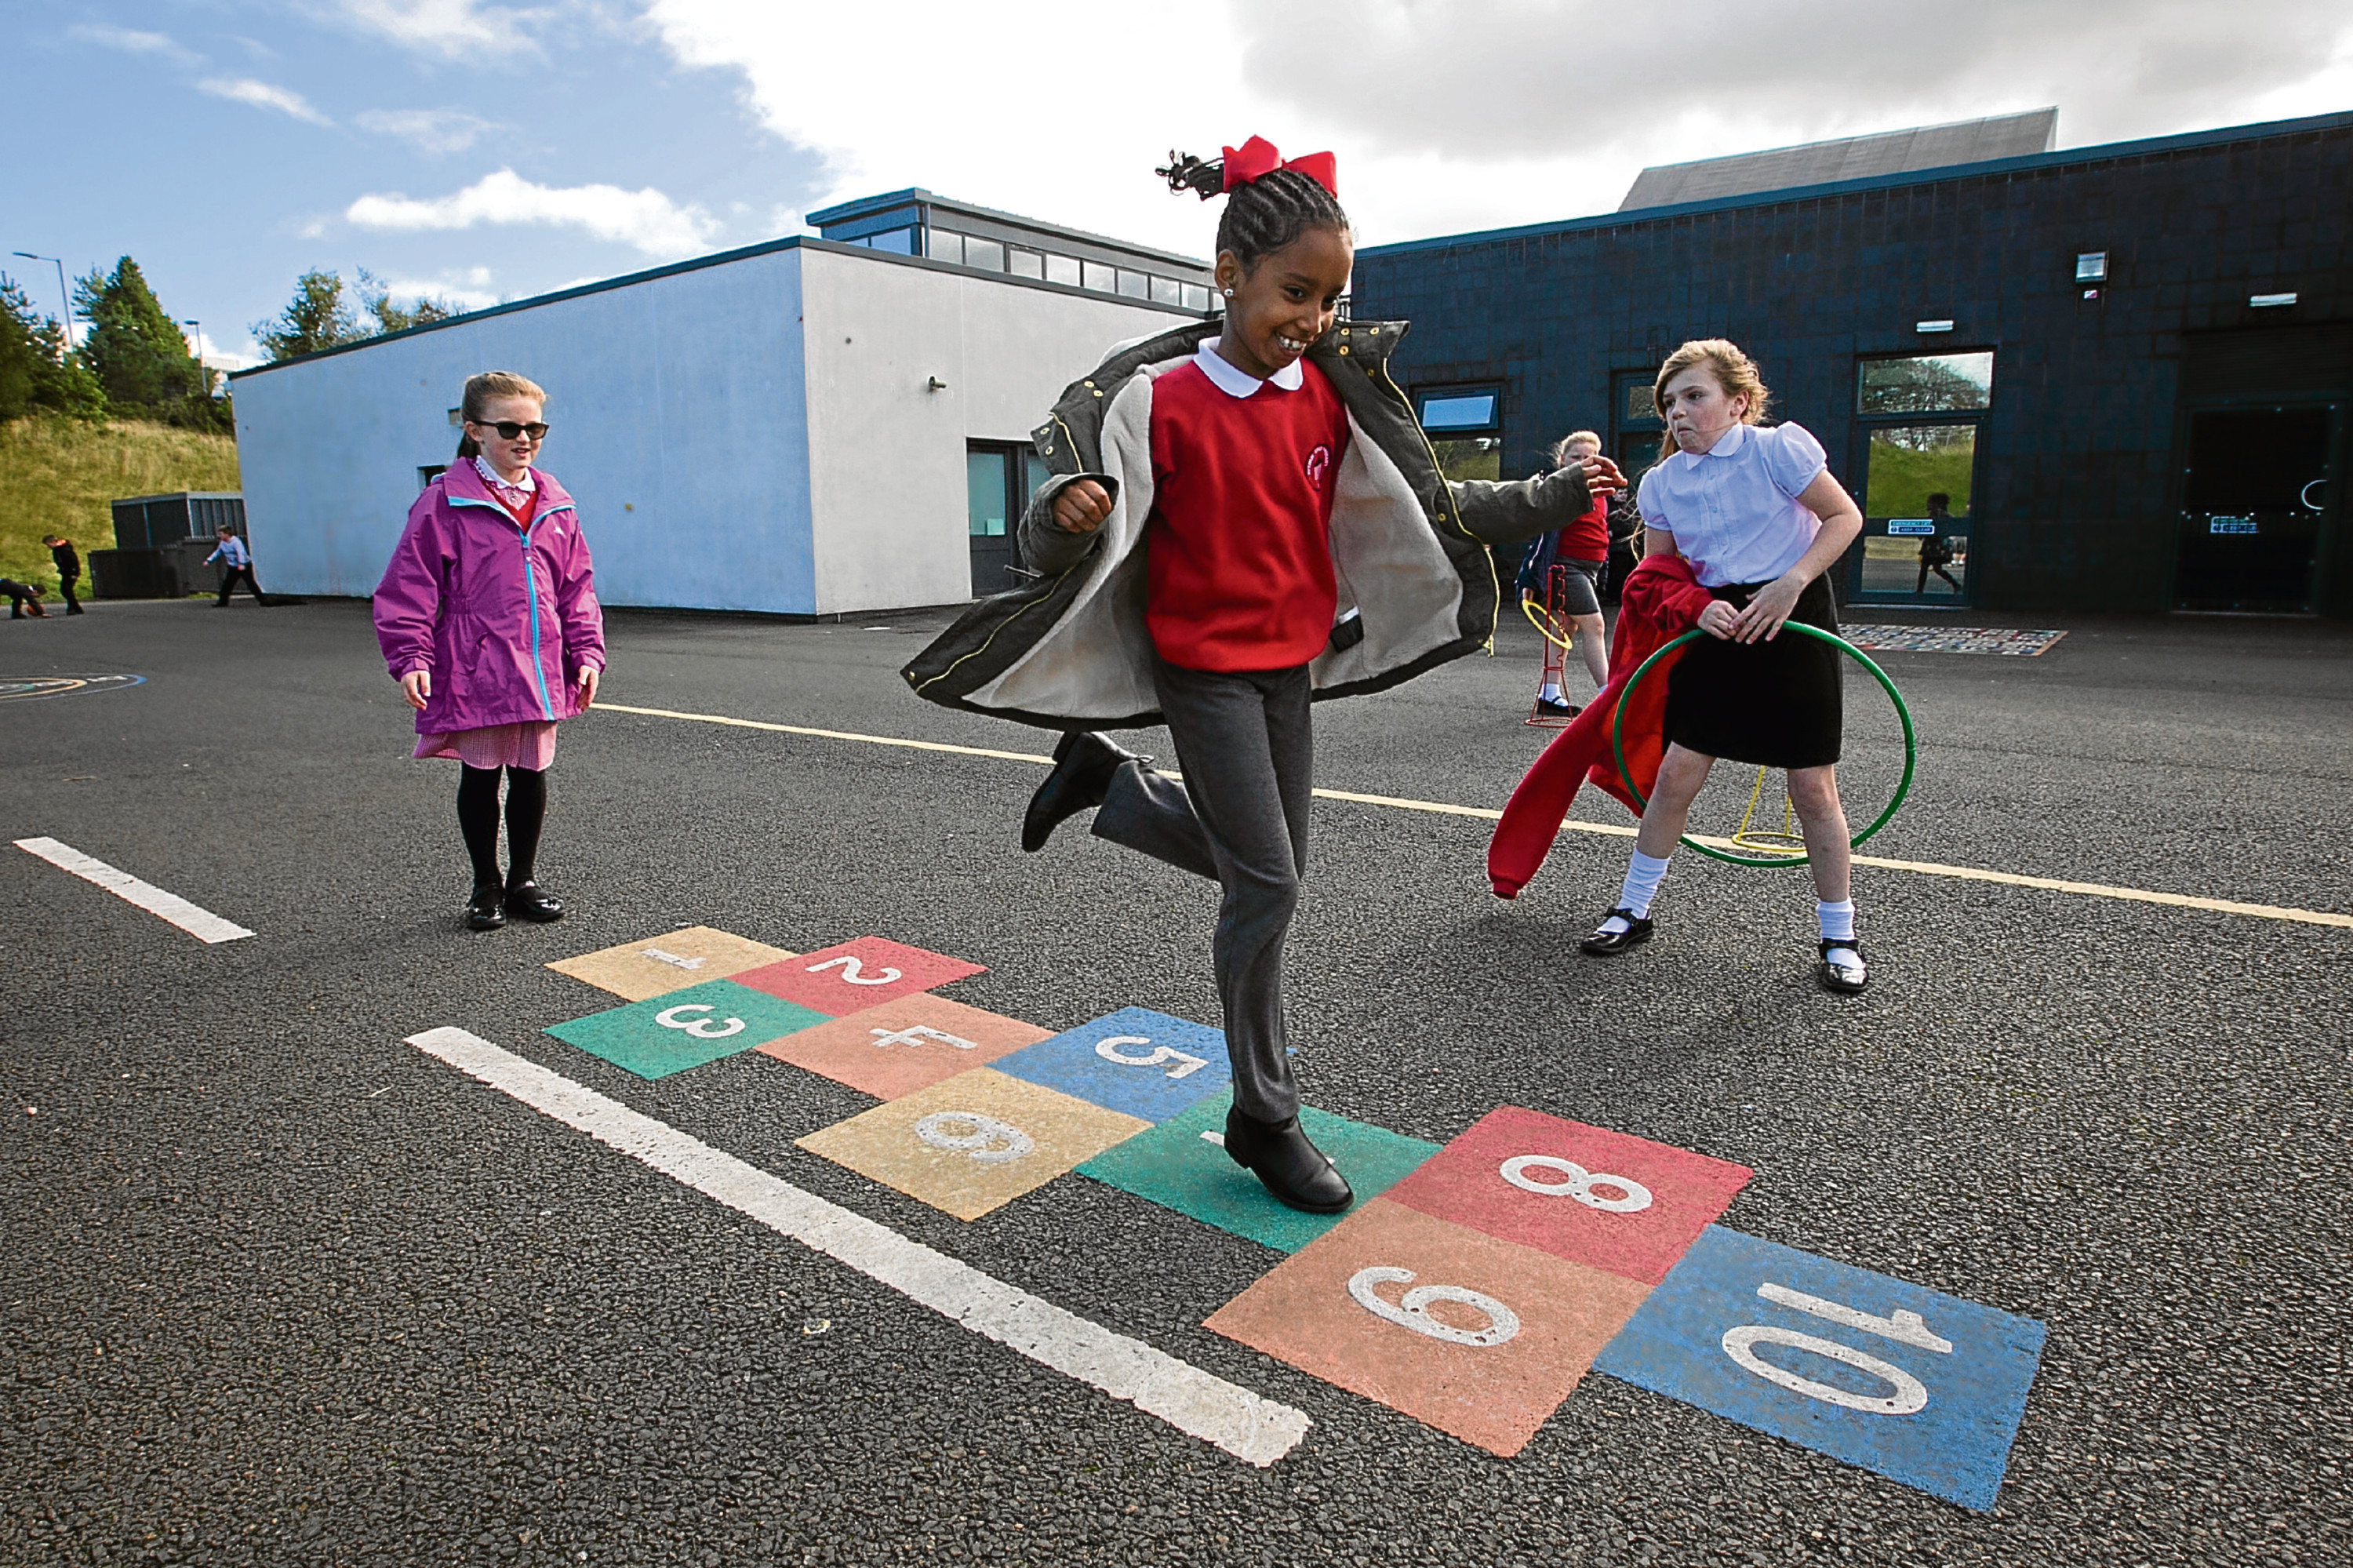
[990,1007,1233,1123]
[1591,1226,2046,1512]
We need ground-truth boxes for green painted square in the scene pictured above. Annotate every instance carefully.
[545,978,830,1080]
[1078,1090,1441,1253]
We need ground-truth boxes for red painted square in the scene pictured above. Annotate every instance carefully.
[1382,1106,1751,1286]
[757,993,1050,1100]
[733,937,984,1017]
[1206,1198,1649,1457]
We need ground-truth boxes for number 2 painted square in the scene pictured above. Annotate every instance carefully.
[1591,1226,2047,1512]
[1383,1107,1752,1285]
[990,1007,1233,1124]
[733,937,984,1017]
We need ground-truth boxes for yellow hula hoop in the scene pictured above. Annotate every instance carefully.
[1520,596,1577,652]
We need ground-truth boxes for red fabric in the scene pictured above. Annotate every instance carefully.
[1486,555,1718,898]
[1223,136,1339,198]
[1144,358,1352,671]
[1559,493,1609,562]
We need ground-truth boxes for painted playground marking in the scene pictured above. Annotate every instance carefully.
[1838,625,2068,657]
[591,701,2352,930]
[0,675,147,704]
[13,836,254,944]
[404,1025,1311,1466]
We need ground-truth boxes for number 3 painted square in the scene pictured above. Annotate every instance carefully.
[1592,1226,2046,1512]
[734,937,984,1016]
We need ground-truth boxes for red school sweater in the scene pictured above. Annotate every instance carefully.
[1144,358,1353,672]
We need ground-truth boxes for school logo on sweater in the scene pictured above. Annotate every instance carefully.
[1304,444,1333,492]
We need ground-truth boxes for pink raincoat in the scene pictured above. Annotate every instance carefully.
[373,462,605,736]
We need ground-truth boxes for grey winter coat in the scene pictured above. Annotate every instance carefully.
[900,318,1593,729]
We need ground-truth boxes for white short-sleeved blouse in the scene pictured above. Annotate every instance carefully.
[1637,422,1828,588]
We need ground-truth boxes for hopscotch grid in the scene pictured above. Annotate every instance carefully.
[404,1026,1311,1466]
[13,836,255,944]
[591,702,2352,930]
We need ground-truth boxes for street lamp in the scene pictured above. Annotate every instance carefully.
[11,252,74,349]
[184,319,205,396]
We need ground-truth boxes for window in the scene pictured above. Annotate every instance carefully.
[967,449,1009,538]
[962,236,1005,272]
[1618,373,1662,429]
[1082,259,1116,293]
[1415,385,1502,482]
[1417,388,1500,433]
[926,229,962,264]
[1857,352,1994,415]
[1046,253,1081,287]
[1149,275,1181,306]
[1007,248,1043,279]
[1116,269,1149,300]
[1862,425,1977,518]
[1181,282,1212,312]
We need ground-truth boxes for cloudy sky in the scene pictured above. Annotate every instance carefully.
[7,1,2351,370]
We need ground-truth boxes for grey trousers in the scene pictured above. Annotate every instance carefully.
[1093,657,1312,1122]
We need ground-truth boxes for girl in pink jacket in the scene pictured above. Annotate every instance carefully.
[374,371,605,932]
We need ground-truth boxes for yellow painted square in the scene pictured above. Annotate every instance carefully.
[797,1069,1151,1221]
[546,926,797,1002]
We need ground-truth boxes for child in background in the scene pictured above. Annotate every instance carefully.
[905,138,1617,1211]
[1580,340,1872,994]
[206,526,270,607]
[45,536,85,615]
[2,577,48,618]
[1518,429,1613,715]
[374,371,605,933]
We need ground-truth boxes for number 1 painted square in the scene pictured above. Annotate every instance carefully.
[990,1006,1233,1123]
[733,937,984,1017]
[1591,1226,2046,1512]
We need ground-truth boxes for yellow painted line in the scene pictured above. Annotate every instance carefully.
[591,701,2351,930]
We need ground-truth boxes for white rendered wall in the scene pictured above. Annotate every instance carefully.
[798,249,1195,614]
[235,248,816,613]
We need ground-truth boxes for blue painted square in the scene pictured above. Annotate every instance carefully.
[545,978,831,1080]
[990,1007,1231,1123]
[1593,1226,2046,1512]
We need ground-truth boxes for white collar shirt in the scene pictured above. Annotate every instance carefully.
[475,455,537,497]
[1192,337,1305,399]
[1634,420,1830,587]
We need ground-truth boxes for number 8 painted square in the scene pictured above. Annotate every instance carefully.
[1591,1226,2046,1512]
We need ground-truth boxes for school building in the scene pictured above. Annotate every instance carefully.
[1352,107,2353,618]
[229,191,1213,615]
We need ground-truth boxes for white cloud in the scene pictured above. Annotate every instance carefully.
[332,1,534,56]
[642,0,2353,249]
[384,267,501,310]
[70,24,201,65]
[199,78,334,126]
[356,107,503,154]
[185,329,266,373]
[344,168,719,258]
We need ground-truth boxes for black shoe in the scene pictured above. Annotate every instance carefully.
[1223,1107,1354,1214]
[465,882,507,931]
[1817,939,1869,995]
[1020,730,1141,853]
[1580,908,1653,956]
[1534,697,1580,718]
[504,881,565,922]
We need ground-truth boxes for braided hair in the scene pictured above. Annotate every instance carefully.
[1157,151,1351,271]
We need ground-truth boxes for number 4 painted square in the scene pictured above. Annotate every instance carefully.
[734,937,984,1017]
[1591,1226,2047,1512]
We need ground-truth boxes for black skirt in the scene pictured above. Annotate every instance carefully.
[1664,575,1842,768]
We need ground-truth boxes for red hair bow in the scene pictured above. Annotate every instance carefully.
[1222,136,1338,198]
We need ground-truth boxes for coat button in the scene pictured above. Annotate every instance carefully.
[1337,346,1349,355]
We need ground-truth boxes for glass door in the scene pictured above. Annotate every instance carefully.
[2174,405,2335,613]
[967,445,1052,598]
[1848,351,1995,606]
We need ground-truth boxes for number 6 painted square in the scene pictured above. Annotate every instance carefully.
[1382,1107,1751,1286]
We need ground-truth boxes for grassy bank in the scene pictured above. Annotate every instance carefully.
[0,415,241,589]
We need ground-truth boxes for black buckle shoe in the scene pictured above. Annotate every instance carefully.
[1580,907,1653,956]
[1534,697,1580,719]
[1817,939,1868,995]
[1020,730,1142,853]
[1223,1107,1354,1214]
[504,881,565,923]
[464,882,507,931]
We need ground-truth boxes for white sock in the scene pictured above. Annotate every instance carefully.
[1598,850,1672,933]
[1539,682,1564,704]
[1818,900,1862,968]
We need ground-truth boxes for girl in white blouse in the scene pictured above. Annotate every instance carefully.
[1580,340,1872,993]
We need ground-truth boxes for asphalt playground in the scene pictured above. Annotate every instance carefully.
[4,594,2348,1566]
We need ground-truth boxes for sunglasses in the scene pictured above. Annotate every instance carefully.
[471,420,549,440]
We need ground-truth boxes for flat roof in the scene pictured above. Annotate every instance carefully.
[1618,109,2057,210]
[808,187,1209,273]
[1360,107,2353,259]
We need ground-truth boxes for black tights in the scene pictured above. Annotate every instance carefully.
[456,765,547,889]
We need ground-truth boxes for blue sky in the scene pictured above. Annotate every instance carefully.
[6,2,2350,372]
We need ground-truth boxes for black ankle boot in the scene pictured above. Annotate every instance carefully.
[1223,1106,1354,1214]
[464,882,507,931]
[1021,730,1143,853]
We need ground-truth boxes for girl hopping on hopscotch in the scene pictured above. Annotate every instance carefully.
[375,371,605,933]
[904,138,1619,1212]
[1579,340,1872,993]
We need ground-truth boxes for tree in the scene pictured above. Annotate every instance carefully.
[253,268,364,362]
[0,278,107,422]
[75,257,207,420]
[358,269,456,335]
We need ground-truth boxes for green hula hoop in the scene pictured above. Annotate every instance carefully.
[1609,623,1917,868]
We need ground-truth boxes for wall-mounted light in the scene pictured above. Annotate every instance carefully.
[2075,251,2108,283]
[2249,292,2298,308]
[1915,319,1955,334]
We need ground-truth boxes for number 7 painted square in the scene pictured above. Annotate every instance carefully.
[1382,1107,1751,1285]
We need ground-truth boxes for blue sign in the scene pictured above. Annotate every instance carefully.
[2208,515,2258,535]
[991,1007,1233,1123]
[1593,1226,2046,1512]
[1886,519,1937,537]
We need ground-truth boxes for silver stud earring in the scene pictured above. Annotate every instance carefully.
[1222,287,1235,297]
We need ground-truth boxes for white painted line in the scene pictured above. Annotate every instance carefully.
[406,1026,1311,1466]
[13,837,254,944]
